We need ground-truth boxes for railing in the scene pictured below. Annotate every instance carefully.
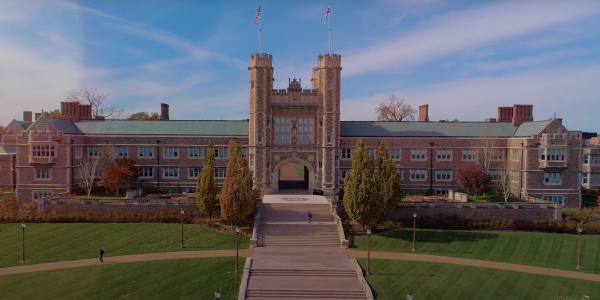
[331,202,349,248]
[250,202,262,247]
[397,201,557,209]
[351,259,375,300]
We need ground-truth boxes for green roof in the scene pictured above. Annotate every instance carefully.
[75,120,249,136]
[45,117,81,134]
[340,120,551,137]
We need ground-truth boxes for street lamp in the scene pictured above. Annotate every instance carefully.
[407,292,413,300]
[366,229,372,276]
[21,222,26,263]
[577,227,583,270]
[412,213,417,252]
[235,226,240,273]
[180,210,185,248]
[214,289,220,300]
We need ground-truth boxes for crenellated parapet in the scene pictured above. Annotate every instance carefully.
[316,54,342,69]
[249,53,273,68]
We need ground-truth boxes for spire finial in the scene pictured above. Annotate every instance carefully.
[553,112,556,119]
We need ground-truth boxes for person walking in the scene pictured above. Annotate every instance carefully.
[99,249,104,263]
[308,211,312,224]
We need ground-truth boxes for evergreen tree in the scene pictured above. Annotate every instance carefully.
[220,140,255,226]
[196,141,218,220]
[376,141,404,216]
[343,139,379,231]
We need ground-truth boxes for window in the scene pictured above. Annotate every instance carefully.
[189,147,204,158]
[544,172,562,184]
[242,148,248,157]
[436,189,449,195]
[368,149,377,158]
[489,170,501,181]
[341,148,352,160]
[327,134,332,144]
[591,173,600,184]
[257,135,262,143]
[340,169,350,183]
[542,195,564,204]
[298,117,313,144]
[462,149,476,161]
[35,168,51,179]
[510,149,520,161]
[491,149,504,161]
[510,170,519,183]
[138,146,154,158]
[163,167,179,178]
[541,148,566,161]
[75,146,83,158]
[410,169,426,181]
[436,169,452,181]
[582,173,588,184]
[139,167,154,178]
[327,81,332,90]
[188,167,200,178]
[411,149,426,161]
[436,149,451,161]
[319,161,323,169]
[114,146,128,157]
[249,154,254,167]
[591,155,600,165]
[214,167,226,178]
[33,191,53,200]
[87,146,103,157]
[164,147,179,158]
[389,149,401,160]
[250,81,254,89]
[275,117,291,144]
[214,147,228,158]
[583,155,589,164]
[32,144,55,157]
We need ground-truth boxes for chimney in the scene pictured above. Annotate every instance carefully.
[418,104,429,122]
[35,113,41,120]
[497,107,513,122]
[23,111,33,128]
[160,103,170,120]
[512,104,533,126]
[485,118,496,123]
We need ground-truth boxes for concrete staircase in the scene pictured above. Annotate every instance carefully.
[258,224,341,247]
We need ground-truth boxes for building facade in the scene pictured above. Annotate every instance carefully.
[0,53,588,207]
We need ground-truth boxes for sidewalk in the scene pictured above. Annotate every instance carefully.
[0,249,253,276]
[347,250,600,283]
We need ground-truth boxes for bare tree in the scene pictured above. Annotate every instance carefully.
[375,94,416,121]
[475,135,497,172]
[65,88,124,119]
[496,161,512,202]
[76,146,113,198]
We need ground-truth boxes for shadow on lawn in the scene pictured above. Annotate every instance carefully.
[349,229,500,249]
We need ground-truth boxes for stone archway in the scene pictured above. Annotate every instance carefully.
[271,157,316,192]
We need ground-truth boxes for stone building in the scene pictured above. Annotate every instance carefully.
[0,53,588,207]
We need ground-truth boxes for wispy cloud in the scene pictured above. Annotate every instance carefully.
[343,1,600,76]
[472,49,594,71]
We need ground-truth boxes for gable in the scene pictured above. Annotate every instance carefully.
[2,120,26,135]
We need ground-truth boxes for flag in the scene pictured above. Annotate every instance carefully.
[324,5,330,24]
[253,5,261,23]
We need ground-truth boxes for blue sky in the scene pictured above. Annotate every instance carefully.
[1,0,600,132]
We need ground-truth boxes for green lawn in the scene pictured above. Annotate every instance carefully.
[351,229,600,274]
[293,165,305,178]
[358,259,600,300]
[0,258,242,300]
[0,223,249,268]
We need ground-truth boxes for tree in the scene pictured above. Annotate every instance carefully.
[220,140,255,226]
[98,165,133,196]
[76,146,113,198]
[129,112,160,120]
[65,87,124,119]
[196,141,218,220]
[375,94,416,122]
[43,109,61,118]
[475,135,497,172]
[376,141,404,216]
[343,139,379,231]
[114,157,140,183]
[496,161,512,202]
[454,162,492,201]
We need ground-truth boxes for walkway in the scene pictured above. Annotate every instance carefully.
[0,249,253,276]
[347,250,600,283]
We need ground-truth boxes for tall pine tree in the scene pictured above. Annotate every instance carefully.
[343,138,379,231]
[220,140,255,226]
[376,141,404,216]
[196,141,218,220]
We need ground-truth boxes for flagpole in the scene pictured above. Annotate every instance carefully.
[328,4,331,55]
[259,8,262,57]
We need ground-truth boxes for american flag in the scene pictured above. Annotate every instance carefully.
[253,5,261,23]
[324,5,330,24]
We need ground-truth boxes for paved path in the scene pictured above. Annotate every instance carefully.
[347,250,600,283]
[0,249,252,276]
[262,194,329,204]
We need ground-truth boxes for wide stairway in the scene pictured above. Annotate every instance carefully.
[245,198,367,300]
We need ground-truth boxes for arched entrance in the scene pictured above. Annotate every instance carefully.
[271,157,315,192]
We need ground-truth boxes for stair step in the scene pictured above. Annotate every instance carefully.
[246,289,366,298]
[250,270,356,277]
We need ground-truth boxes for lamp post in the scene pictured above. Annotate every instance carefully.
[429,141,434,196]
[214,289,220,300]
[366,229,371,276]
[577,227,583,270]
[235,226,240,273]
[180,210,185,248]
[412,213,417,252]
[21,222,26,263]
[407,292,413,300]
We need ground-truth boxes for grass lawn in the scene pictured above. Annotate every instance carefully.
[0,257,242,300]
[350,229,600,274]
[358,259,599,300]
[0,223,249,268]
[292,165,305,178]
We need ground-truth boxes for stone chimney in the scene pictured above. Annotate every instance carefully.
[418,104,429,122]
[512,104,533,126]
[23,111,33,128]
[497,107,513,123]
[160,103,170,120]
